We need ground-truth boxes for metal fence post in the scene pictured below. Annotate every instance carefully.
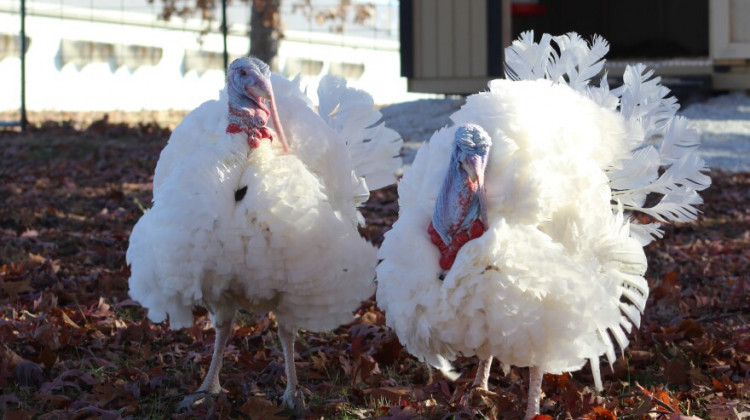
[20,0,27,130]
[0,0,27,130]
[222,0,228,73]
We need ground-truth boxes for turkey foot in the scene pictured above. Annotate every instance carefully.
[176,390,215,412]
[281,387,307,413]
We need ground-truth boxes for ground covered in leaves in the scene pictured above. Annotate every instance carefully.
[0,120,748,419]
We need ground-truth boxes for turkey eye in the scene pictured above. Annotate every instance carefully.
[239,69,248,77]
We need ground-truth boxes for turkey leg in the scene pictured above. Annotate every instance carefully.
[197,312,235,393]
[525,365,544,420]
[472,356,493,390]
[278,324,305,411]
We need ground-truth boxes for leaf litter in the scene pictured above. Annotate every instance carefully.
[0,118,747,419]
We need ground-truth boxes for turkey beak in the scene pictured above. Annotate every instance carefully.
[462,155,485,187]
[462,155,489,226]
[248,78,290,153]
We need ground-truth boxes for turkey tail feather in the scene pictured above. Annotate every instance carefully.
[504,30,608,90]
[317,76,403,191]
[505,31,711,245]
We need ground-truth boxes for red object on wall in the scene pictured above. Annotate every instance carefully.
[512,4,547,17]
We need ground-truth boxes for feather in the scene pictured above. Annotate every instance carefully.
[660,116,702,164]
[629,222,664,246]
[608,146,660,192]
[610,326,630,356]
[505,31,609,92]
[598,327,617,368]
[317,76,403,191]
[590,358,603,391]
[548,33,609,90]
[435,355,461,381]
[619,302,642,329]
[616,154,710,223]
[504,30,555,81]
[586,73,620,111]
[593,63,710,242]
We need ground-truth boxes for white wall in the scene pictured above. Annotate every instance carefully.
[0,4,429,112]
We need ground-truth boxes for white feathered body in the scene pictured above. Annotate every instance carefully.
[378,79,644,375]
[376,32,709,386]
[128,74,401,332]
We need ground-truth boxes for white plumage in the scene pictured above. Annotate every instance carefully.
[127,58,402,410]
[375,32,710,419]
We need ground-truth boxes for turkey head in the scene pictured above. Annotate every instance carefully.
[226,57,289,152]
[429,123,492,270]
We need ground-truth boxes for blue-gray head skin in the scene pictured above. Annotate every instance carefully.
[428,123,492,270]
[226,57,289,152]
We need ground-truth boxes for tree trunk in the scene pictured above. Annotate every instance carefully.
[250,0,282,71]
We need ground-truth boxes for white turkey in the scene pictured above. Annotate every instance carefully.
[375,31,710,419]
[126,57,402,410]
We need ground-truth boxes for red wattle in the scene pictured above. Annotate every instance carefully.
[226,123,242,134]
[227,124,275,149]
[469,219,486,239]
[257,127,272,140]
[439,254,455,271]
[429,218,488,271]
[452,231,469,249]
[428,222,445,248]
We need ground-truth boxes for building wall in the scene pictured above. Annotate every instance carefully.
[511,0,709,58]
[0,3,424,112]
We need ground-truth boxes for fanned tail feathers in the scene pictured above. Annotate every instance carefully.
[317,76,403,191]
[505,31,608,90]
[593,205,649,380]
[608,65,709,243]
[504,30,711,245]
[504,31,556,81]
[503,31,709,389]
